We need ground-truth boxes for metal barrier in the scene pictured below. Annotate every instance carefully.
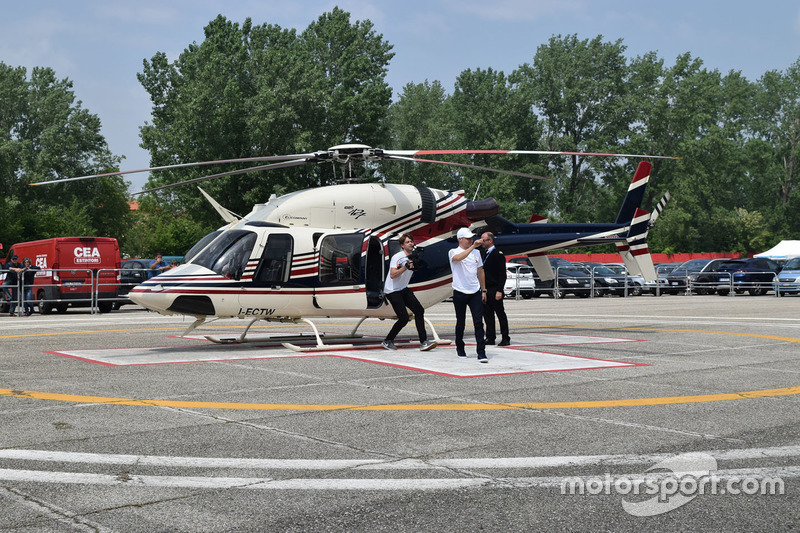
[1,267,126,315]
[511,272,522,301]
[685,271,781,297]
[552,265,594,299]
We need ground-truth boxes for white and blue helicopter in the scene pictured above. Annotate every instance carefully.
[36,144,676,350]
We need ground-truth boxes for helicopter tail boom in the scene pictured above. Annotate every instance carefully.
[616,208,657,280]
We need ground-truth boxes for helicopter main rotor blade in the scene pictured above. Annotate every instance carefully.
[30,153,320,186]
[384,155,550,180]
[133,158,313,195]
[383,149,681,160]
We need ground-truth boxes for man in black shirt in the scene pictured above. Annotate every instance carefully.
[20,257,41,316]
[480,232,511,346]
[3,254,23,316]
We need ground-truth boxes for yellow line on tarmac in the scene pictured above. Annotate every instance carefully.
[2,385,800,411]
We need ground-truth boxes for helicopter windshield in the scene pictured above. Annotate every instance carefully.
[193,229,257,280]
[184,230,223,264]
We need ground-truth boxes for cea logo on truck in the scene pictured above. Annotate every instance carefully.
[74,246,101,264]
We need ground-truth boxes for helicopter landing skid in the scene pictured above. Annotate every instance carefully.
[203,316,366,345]
[281,316,451,353]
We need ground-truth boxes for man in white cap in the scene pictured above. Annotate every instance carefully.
[448,227,488,362]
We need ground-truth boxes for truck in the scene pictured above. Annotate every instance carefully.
[1,237,121,314]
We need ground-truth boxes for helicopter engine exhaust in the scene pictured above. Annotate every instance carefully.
[466,197,500,221]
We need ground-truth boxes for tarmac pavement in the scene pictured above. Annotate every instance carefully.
[0,294,799,531]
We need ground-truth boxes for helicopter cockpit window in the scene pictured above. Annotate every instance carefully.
[193,230,257,280]
[319,234,363,284]
[254,234,293,284]
[184,230,223,264]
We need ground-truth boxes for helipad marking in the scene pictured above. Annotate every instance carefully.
[2,385,800,411]
[45,332,643,377]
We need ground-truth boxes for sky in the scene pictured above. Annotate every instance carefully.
[2,0,800,192]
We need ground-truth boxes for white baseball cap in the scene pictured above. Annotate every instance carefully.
[456,228,475,239]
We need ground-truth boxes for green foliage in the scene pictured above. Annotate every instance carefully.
[137,9,394,227]
[512,35,630,221]
[0,63,128,257]
[5,9,800,257]
[124,204,211,258]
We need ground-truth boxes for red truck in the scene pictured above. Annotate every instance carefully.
[1,237,121,314]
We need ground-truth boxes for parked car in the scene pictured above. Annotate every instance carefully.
[655,262,682,275]
[777,257,800,295]
[115,259,154,309]
[694,258,782,296]
[504,263,536,299]
[664,258,730,295]
[532,257,594,298]
[603,263,662,295]
[573,262,634,296]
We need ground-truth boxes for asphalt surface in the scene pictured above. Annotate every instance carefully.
[1,294,799,532]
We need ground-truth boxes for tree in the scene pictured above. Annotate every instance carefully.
[748,60,800,239]
[0,63,128,253]
[512,35,631,221]
[300,7,394,156]
[448,68,546,221]
[137,9,395,228]
[383,80,454,187]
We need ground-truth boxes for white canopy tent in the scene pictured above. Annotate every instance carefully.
[755,240,800,260]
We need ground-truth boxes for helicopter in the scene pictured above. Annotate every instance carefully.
[34,144,677,350]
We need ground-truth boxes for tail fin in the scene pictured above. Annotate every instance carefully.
[529,253,555,281]
[648,191,671,227]
[616,208,657,281]
[615,161,652,224]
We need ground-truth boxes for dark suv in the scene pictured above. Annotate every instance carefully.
[664,259,729,295]
[115,259,154,309]
[573,262,633,296]
[531,258,593,298]
[694,258,782,296]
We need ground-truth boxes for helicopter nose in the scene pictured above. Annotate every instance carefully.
[128,283,172,313]
[128,264,216,316]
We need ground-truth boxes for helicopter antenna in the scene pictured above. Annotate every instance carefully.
[473,182,481,201]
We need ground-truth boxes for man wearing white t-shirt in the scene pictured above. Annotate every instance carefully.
[381,233,436,351]
[448,227,488,362]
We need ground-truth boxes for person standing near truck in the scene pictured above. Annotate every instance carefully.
[20,257,41,316]
[3,255,23,316]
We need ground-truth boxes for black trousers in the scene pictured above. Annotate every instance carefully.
[385,287,427,342]
[484,289,509,341]
[452,290,485,356]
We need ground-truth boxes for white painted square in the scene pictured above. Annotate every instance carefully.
[48,331,645,377]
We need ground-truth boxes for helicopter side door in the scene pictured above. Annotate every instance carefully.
[314,231,384,310]
[237,232,294,315]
